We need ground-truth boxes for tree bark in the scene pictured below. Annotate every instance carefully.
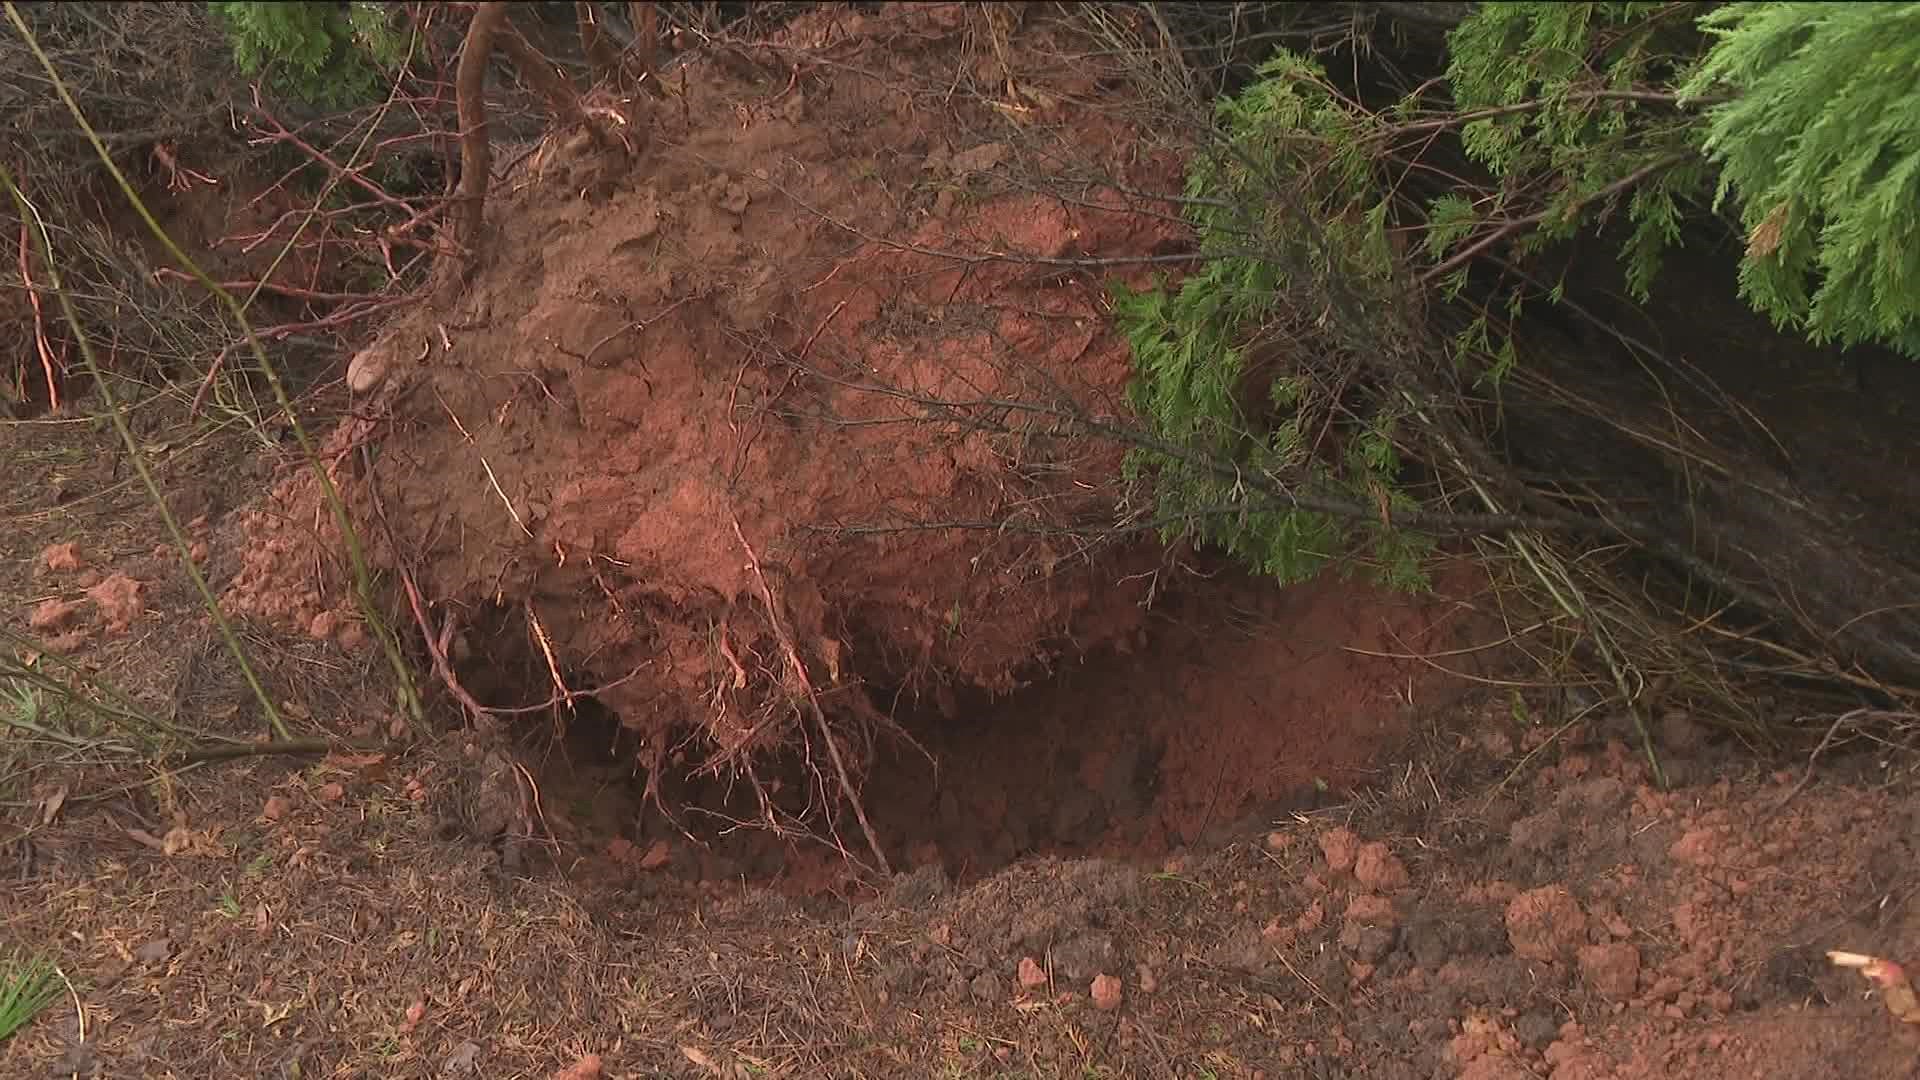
[455,2,508,256]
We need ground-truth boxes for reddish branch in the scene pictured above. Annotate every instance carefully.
[1419,151,1694,285]
[16,216,60,411]
[151,269,394,304]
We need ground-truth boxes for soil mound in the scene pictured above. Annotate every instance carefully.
[228,6,1186,778]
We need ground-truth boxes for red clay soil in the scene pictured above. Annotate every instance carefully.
[225,5,1192,768]
[526,560,1489,890]
[855,564,1491,877]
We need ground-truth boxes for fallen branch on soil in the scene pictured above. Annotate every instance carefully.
[730,515,894,879]
[173,737,383,764]
[1767,708,1920,819]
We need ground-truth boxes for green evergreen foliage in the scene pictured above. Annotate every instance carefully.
[1680,2,1920,355]
[1440,2,1710,300]
[209,1,407,108]
[1116,1,1920,594]
[1115,54,1430,590]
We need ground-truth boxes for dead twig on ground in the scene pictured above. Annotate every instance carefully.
[1766,708,1920,819]
[173,737,384,764]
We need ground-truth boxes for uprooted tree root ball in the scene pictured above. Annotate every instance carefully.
[225,4,1196,855]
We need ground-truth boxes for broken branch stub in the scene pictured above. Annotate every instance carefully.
[454,2,507,258]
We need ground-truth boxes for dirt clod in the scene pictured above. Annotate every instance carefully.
[548,1053,600,1080]
[1320,827,1361,874]
[1505,885,1588,963]
[40,542,82,572]
[1017,956,1047,989]
[1354,842,1410,891]
[86,572,143,633]
[28,597,79,631]
[1578,942,1641,1002]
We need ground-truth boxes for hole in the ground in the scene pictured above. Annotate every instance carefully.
[475,567,1489,894]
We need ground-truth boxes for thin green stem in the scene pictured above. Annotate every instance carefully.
[3,179,291,742]
[5,2,422,725]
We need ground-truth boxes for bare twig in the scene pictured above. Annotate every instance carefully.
[730,516,894,879]
[174,737,383,764]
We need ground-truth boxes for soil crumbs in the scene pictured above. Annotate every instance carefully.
[11,392,1920,1079]
[7,632,1920,1080]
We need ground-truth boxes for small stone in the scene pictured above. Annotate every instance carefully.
[1017,956,1047,989]
[346,345,392,393]
[1090,973,1123,1011]
[262,796,292,822]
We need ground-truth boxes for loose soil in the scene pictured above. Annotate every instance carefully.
[8,507,1920,1078]
[7,4,1920,1079]
[8,364,1920,1080]
[226,2,1194,769]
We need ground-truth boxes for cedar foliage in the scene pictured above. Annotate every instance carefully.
[1121,0,1920,597]
[1114,53,1429,589]
[1681,2,1920,354]
[209,1,408,108]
